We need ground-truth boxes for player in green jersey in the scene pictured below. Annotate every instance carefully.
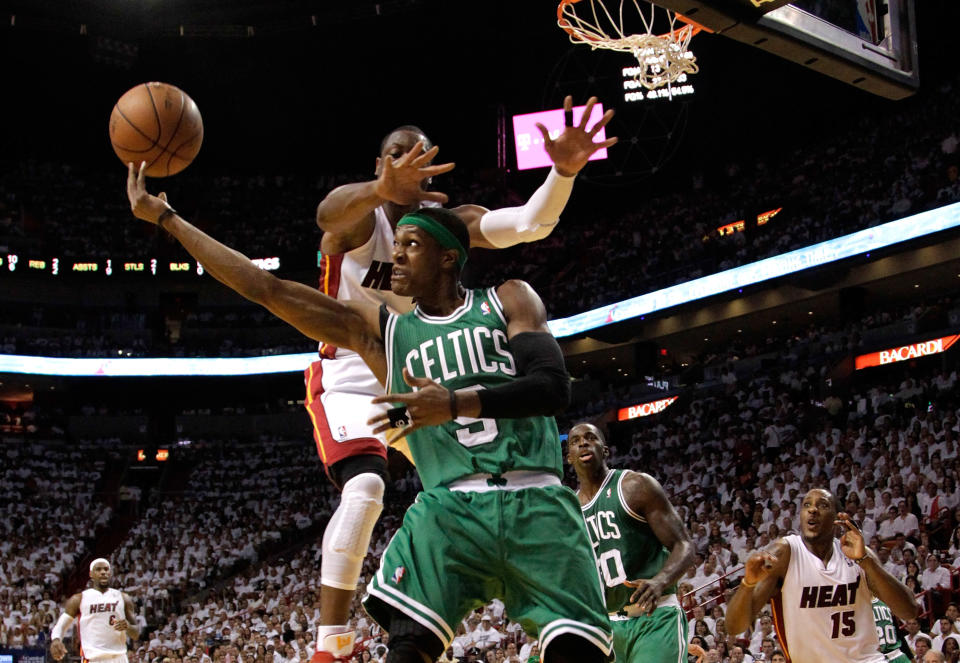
[872,597,914,662]
[126,170,613,663]
[566,422,695,663]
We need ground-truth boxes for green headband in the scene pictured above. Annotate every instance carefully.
[397,212,468,269]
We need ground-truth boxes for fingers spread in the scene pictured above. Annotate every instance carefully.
[589,108,616,135]
[402,367,433,388]
[597,136,619,150]
[534,122,552,145]
[397,140,425,166]
[411,144,440,167]
[370,393,409,405]
[579,96,597,129]
[422,162,456,176]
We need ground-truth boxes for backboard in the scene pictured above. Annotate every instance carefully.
[648,0,918,98]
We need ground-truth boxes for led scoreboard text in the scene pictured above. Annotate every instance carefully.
[623,68,695,103]
[0,254,280,277]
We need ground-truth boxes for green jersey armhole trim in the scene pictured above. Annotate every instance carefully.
[617,470,648,523]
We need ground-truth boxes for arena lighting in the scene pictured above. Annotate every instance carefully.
[0,352,318,377]
[854,334,960,370]
[547,200,960,338]
[0,201,959,378]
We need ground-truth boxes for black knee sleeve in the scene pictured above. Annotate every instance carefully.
[328,453,388,491]
[543,633,609,663]
[385,618,444,663]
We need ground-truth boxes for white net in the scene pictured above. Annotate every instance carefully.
[558,0,700,91]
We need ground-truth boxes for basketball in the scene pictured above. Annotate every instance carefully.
[109,82,203,178]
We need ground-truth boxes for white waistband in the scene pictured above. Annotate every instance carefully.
[885,650,905,661]
[446,471,561,492]
[609,593,680,620]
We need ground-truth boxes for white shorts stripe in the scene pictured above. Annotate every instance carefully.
[370,568,456,643]
[364,585,450,647]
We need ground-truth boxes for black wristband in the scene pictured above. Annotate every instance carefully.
[449,390,459,420]
[157,207,178,228]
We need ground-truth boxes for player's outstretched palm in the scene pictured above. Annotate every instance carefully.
[375,141,455,206]
[535,95,618,177]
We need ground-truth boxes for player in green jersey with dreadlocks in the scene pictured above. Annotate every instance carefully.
[126,167,613,663]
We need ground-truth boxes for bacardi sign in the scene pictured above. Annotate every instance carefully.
[617,396,678,421]
[855,334,960,370]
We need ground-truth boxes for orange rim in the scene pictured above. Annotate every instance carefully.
[659,12,713,40]
[557,0,713,43]
[557,0,602,43]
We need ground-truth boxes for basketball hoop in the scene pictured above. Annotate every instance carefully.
[557,0,709,91]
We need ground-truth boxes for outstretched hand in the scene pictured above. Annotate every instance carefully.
[126,161,174,224]
[375,141,456,206]
[368,368,456,437]
[535,95,618,177]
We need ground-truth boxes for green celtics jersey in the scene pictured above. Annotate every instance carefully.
[580,469,672,613]
[383,287,562,490]
[871,597,907,656]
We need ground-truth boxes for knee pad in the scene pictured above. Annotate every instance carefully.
[321,472,384,590]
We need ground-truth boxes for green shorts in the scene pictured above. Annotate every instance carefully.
[610,604,687,663]
[362,484,613,660]
[883,654,910,663]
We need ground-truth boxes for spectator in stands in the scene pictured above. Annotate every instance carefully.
[922,554,952,590]
[905,617,932,654]
[933,620,960,652]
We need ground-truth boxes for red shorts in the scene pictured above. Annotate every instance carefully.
[304,357,388,470]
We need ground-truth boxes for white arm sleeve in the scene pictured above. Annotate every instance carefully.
[478,166,575,248]
[51,613,75,640]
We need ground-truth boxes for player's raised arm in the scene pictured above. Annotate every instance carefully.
[125,161,387,382]
[462,95,617,250]
[725,539,791,635]
[837,513,919,620]
[315,140,454,235]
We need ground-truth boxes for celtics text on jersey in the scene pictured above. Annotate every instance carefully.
[579,469,673,614]
[383,287,562,490]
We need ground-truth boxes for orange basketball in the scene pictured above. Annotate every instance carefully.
[109,82,203,177]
